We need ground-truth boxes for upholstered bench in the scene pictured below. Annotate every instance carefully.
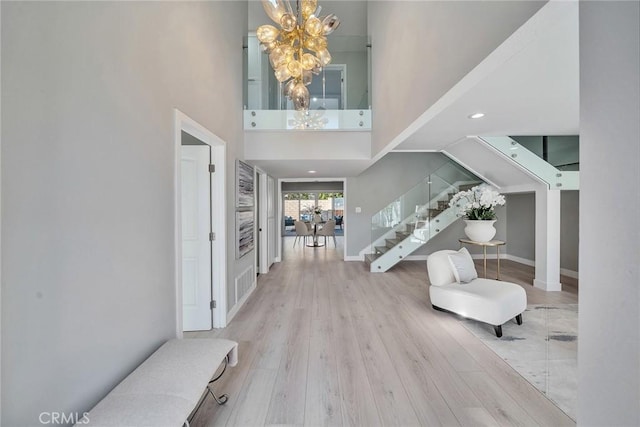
[81,338,238,426]
[427,248,527,337]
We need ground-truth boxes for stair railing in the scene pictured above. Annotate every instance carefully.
[367,160,480,259]
[479,136,579,190]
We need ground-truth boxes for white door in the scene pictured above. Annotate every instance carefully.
[181,145,212,331]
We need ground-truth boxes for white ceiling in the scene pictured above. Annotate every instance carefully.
[245,1,579,179]
[394,1,579,152]
[250,158,373,178]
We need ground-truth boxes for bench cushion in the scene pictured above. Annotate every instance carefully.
[84,338,238,426]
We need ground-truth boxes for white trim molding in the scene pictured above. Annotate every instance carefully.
[377,252,579,281]
[474,253,578,280]
[277,177,348,262]
[173,109,228,335]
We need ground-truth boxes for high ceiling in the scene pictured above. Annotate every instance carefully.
[394,2,579,152]
[245,1,579,179]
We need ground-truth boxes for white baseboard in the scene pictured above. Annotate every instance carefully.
[560,268,579,279]
[477,254,578,278]
[347,251,579,280]
[533,278,562,292]
[504,254,536,267]
[501,255,578,278]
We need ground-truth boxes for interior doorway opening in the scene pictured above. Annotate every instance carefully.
[277,179,347,261]
[174,110,227,336]
[180,139,212,332]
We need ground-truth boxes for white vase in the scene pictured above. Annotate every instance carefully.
[464,220,497,242]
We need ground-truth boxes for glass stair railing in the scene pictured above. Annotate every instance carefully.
[366,161,482,273]
[480,136,579,190]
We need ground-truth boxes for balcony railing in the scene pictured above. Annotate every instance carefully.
[244,109,371,131]
[244,34,371,131]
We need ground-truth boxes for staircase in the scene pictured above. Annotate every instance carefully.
[365,161,481,272]
[479,136,579,190]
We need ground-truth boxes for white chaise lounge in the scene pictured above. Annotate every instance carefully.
[81,338,238,426]
[427,248,527,337]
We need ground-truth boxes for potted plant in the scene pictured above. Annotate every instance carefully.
[449,184,506,242]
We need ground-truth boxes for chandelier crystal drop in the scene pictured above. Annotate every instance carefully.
[288,110,329,130]
[257,0,340,111]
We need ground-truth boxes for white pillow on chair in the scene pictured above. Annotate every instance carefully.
[447,247,478,283]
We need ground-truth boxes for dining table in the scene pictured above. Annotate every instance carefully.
[305,220,325,247]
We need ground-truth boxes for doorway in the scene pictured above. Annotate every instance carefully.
[180,140,211,331]
[256,170,277,274]
[276,178,347,261]
[174,110,227,336]
[308,65,346,109]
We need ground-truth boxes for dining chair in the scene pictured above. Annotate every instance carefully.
[316,220,337,247]
[294,220,313,247]
[334,215,343,229]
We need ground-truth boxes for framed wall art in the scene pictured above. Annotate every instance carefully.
[236,210,255,259]
[236,159,254,208]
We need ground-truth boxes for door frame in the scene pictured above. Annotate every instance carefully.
[256,168,270,274]
[276,177,347,262]
[324,64,347,109]
[174,109,227,336]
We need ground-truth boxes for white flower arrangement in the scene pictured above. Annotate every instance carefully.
[304,205,323,215]
[449,184,506,220]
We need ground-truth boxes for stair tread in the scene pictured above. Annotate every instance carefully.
[365,253,379,264]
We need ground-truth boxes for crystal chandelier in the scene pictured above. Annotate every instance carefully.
[256,0,340,111]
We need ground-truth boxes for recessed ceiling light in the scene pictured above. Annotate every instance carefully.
[308,170,317,174]
[469,112,485,119]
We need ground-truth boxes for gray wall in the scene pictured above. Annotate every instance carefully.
[560,191,579,272]
[1,2,248,425]
[506,192,579,272]
[418,204,507,257]
[331,51,369,109]
[347,152,509,258]
[505,193,536,261]
[346,152,449,256]
[348,156,576,270]
[578,2,640,425]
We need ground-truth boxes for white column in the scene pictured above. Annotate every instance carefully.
[534,187,561,291]
[579,2,640,424]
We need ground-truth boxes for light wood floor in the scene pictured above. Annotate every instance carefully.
[189,236,578,426]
